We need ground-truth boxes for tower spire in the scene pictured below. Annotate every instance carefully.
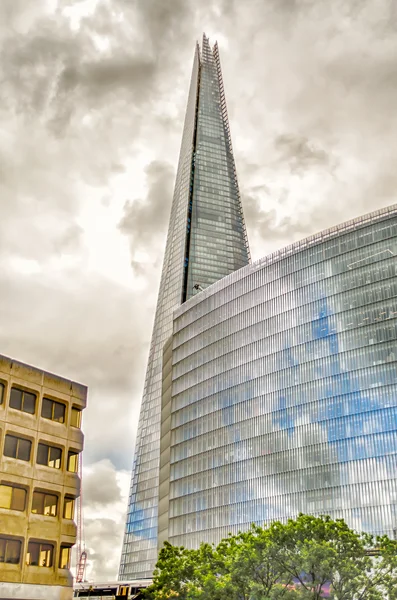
[119,36,250,580]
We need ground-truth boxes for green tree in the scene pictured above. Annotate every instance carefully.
[145,515,397,600]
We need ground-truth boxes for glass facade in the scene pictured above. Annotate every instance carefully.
[167,205,397,549]
[119,35,250,579]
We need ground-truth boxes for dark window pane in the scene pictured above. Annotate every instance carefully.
[9,388,22,410]
[43,494,57,516]
[48,447,62,469]
[4,435,17,458]
[0,539,5,562]
[0,383,4,404]
[41,398,53,420]
[27,542,40,566]
[11,488,26,511]
[37,444,48,465]
[32,492,44,514]
[17,439,31,461]
[53,402,65,423]
[6,540,21,564]
[71,408,81,428]
[23,392,36,415]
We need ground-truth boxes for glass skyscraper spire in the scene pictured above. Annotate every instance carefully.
[119,34,250,580]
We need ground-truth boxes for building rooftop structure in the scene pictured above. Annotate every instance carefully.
[0,353,87,600]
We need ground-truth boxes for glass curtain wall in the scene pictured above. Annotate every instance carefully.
[168,205,397,549]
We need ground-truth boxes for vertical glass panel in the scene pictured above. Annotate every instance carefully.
[41,398,53,420]
[17,437,32,462]
[4,435,18,458]
[36,444,48,466]
[0,485,12,509]
[23,392,36,414]
[39,544,53,567]
[43,494,57,517]
[59,546,71,569]
[67,452,78,473]
[71,408,81,428]
[26,542,39,566]
[48,447,62,469]
[5,539,21,564]
[32,492,44,514]
[11,488,26,511]
[63,497,75,520]
[9,388,22,410]
[53,402,65,423]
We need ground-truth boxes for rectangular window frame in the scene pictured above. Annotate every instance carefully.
[31,491,58,517]
[26,540,54,568]
[4,434,32,462]
[36,443,62,470]
[0,536,22,565]
[41,398,66,424]
[0,483,27,512]
[9,387,36,415]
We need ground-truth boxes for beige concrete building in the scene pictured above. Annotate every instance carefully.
[0,353,87,600]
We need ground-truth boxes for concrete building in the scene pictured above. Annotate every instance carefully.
[159,204,397,549]
[0,353,87,600]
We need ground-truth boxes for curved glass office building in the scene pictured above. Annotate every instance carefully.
[161,204,397,549]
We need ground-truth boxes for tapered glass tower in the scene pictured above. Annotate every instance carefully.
[119,35,250,579]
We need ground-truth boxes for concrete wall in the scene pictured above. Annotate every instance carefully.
[0,353,87,600]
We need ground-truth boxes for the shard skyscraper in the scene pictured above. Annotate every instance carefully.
[119,34,250,580]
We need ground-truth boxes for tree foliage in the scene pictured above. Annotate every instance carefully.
[144,514,397,600]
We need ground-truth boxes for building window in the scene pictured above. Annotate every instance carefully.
[0,536,22,564]
[41,398,65,424]
[4,435,31,462]
[9,387,36,415]
[71,408,82,428]
[63,496,75,520]
[0,383,4,405]
[67,451,79,473]
[31,491,57,517]
[0,484,26,511]
[59,545,71,569]
[26,541,54,567]
[36,443,62,469]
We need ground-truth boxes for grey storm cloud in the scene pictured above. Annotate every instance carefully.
[118,160,175,255]
[273,134,334,174]
[1,0,397,581]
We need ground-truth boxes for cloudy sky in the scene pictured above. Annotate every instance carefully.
[1,0,396,581]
